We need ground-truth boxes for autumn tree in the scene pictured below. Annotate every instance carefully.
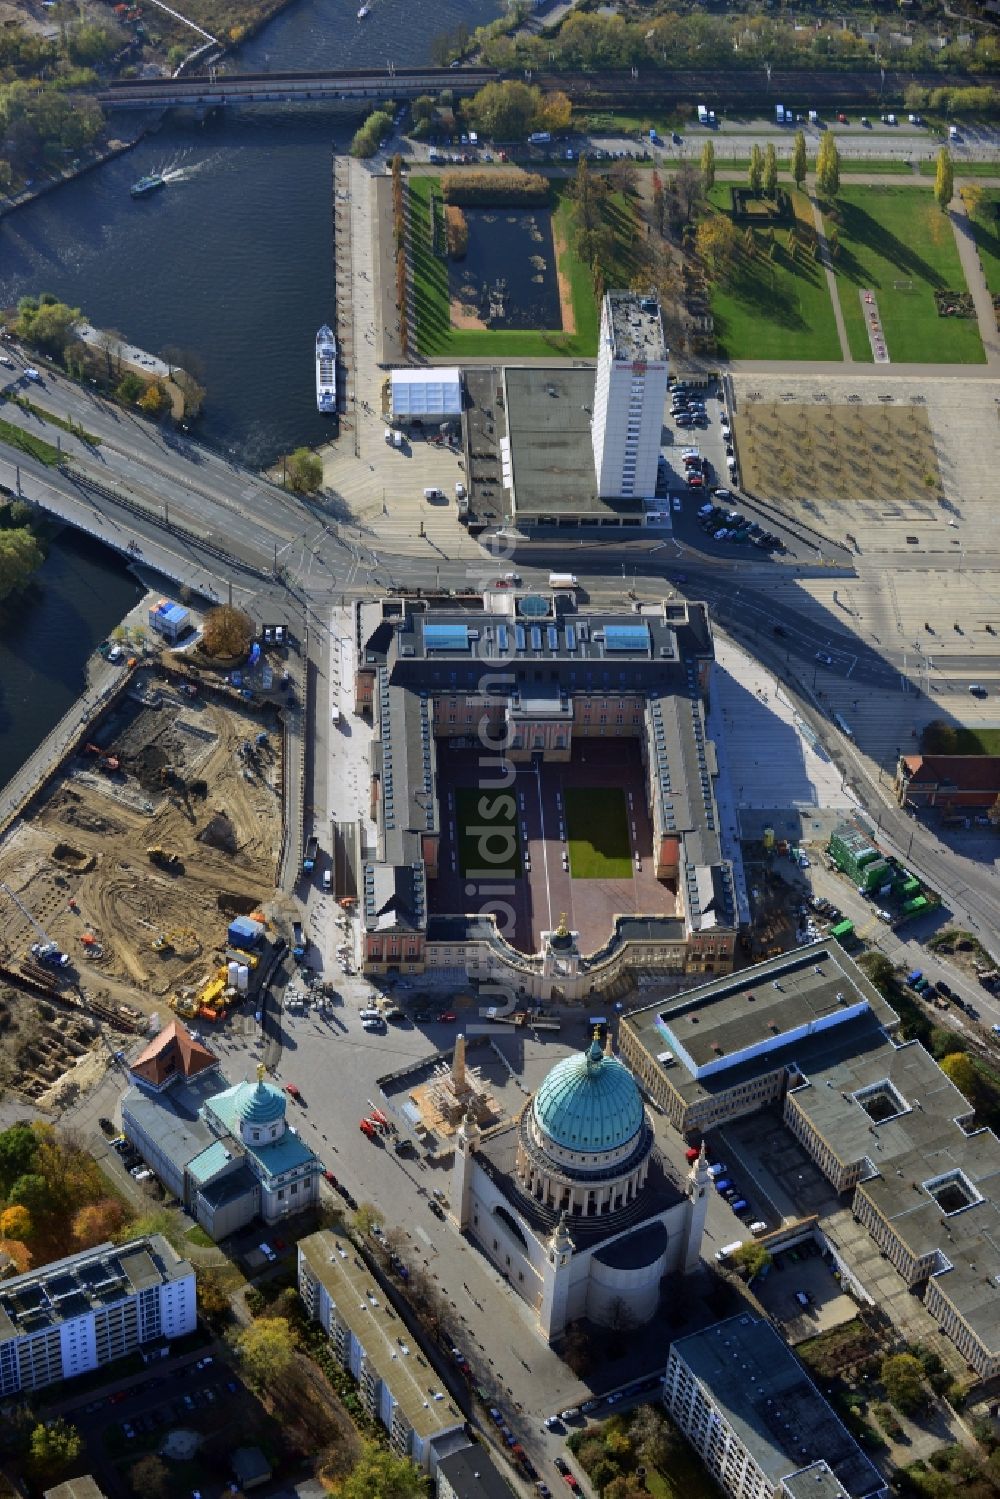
[791,130,808,189]
[696,214,741,281]
[0,1204,32,1241]
[138,382,167,416]
[934,146,954,211]
[731,1242,771,1279]
[130,1454,170,1498]
[667,162,704,231]
[285,447,323,494]
[233,1316,296,1392]
[197,1267,235,1327]
[338,1441,425,1499]
[535,88,572,134]
[630,1404,675,1470]
[763,142,778,198]
[72,1197,125,1249]
[940,1051,978,1104]
[202,604,254,659]
[881,1352,928,1414]
[0,528,44,602]
[815,132,840,200]
[748,143,764,196]
[700,138,715,192]
[0,1237,31,1272]
[28,1418,82,1480]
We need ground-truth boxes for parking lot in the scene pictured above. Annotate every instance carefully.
[753,1242,860,1343]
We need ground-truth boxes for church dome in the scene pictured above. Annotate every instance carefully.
[233,1077,286,1127]
[532,1038,644,1154]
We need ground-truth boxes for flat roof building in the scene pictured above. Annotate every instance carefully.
[618,942,899,1135]
[0,1235,195,1397]
[436,1444,515,1499]
[663,1315,885,1499]
[390,368,462,424]
[298,1229,467,1472]
[622,942,1000,1379]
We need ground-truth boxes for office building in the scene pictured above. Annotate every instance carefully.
[591,291,669,501]
[622,941,1000,1379]
[0,1235,195,1397]
[298,1229,468,1473]
[663,1316,884,1499]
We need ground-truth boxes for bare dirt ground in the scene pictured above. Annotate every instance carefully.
[0,986,100,1104]
[735,398,942,509]
[0,676,283,1065]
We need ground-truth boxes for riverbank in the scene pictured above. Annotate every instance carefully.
[0,117,163,223]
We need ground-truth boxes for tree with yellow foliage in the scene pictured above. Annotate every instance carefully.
[0,1204,32,1241]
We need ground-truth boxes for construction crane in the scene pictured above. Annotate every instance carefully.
[0,882,70,968]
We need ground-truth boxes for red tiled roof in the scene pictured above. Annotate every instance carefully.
[130,1019,217,1088]
[900,755,1000,793]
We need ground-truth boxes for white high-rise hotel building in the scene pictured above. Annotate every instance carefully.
[591,291,669,500]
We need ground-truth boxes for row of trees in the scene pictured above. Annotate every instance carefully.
[472,8,999,78]
[391,154,409,358]
[350,107,393,160]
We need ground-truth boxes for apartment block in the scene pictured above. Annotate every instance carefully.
[663,1316,884,1499]
[0,1236,195,1397]
[297,1230,468,1473]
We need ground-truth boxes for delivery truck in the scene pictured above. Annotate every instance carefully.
[548,572,578,589]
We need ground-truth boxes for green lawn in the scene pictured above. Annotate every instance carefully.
[456,787,520,880]
[920,159,1000,178]
[564,787,631,879]
[0,416,61,465]
[408,175,606,358]
[966,189,1000,296]
[646,1443,724,1499]
[951,727,1000,754]
[825,186,986,363]
[705,186,842,360]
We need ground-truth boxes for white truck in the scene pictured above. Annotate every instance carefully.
[775,103,786,125]
[548,572,578,590]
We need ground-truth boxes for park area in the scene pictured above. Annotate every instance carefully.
[704,186,841,361]
[565,787,631,879]
[408,175,642,358]
[825,186,985,363]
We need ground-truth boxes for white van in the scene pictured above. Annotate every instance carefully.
[423,487,444,500]
[715,1240,744,1262]
[749,1221,768,1237]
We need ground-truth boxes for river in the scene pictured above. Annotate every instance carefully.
[0,0,502,792]
[0,0,505,465]
[0,532,143,793]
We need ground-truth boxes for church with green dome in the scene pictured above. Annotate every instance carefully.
[451,1033,711,1342]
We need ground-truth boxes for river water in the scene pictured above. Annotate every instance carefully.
[0,0,504,465]
[0,0,501,790]
[0,532,143,792]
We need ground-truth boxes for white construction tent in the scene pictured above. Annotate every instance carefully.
[389,367,462,424]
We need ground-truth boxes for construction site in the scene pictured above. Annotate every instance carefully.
[0,668,286,1101]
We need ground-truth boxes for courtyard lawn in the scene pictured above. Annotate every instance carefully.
[456,787,520,880]
[409,175,613,358]
[564,787,631,879]
[705,186,842,361]
[824,186,986,363]
[965,189,1000,296]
